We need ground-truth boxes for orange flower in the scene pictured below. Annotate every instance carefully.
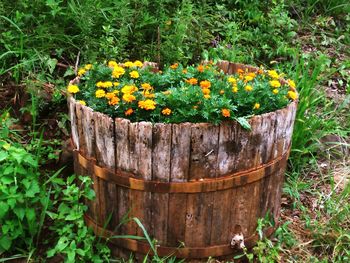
[221,109,230,117]
[186,78,198,85]
[161,108,172,115]
[237,68,244,74]
[125,108,134,116]
[200,80,211,89]
[202,88,210,95]
[182,69,187,74]
[197,64,204,72]
[220,90,225,95]
[170,63,178,69]
[108,96,120,106]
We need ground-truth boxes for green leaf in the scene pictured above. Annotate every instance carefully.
[0,235,12,251]
[1,175,13,184]
[236,117,251,130]
[26,208,36,222]
[56,236,69,251]
[25,181,40,197]
[64,67,75,77]
[47,58,58,74]
[0,151,8,162]
[13,207,25,220]
[0,202,9,218]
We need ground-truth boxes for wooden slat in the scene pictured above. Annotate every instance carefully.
[68,96,79,150]
[151,123,171,245]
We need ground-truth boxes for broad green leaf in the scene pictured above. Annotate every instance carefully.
[0,151,8,162]
[0,202,9,218]
[26,208,36,222]
[236,117,251,130]
[13,207,25,220]
[0,235,12,251]
[25,181,40,197]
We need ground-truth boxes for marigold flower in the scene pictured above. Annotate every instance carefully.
[134,60,143,67]
[138,99,156,110]
[143,90,155,98]
[112,66,125,78]
[108,61,118,68]
[186,78,198,85]
[67,85,79,94]
[245,85,253,92]
[124,61,135,68]
[78,100,86,106]
[125,108,134,116]
[287,91,298,100]
[228,77,237,84]
[113,82,120,87]
[220,90,225,95]
[108,96,120,106]
[141,83,152,90]
[269,80,281,88]
[130,70,139,79]
[78,68,86,76]
[106,92,116,99]
[232,86,238,93]
[244,75,254,82]
[121,85,138,94]
[253,103,260,110]
[84,64,92,70]
[287,79,296,89]
[202,88,211,95]
[170,63,178,69]
[200,80,211,89]
[267,70,279,79]
[204,94,211,99]
[123,93,136,103]
[221,109,230,117]
[96,81,113,88]
[162,108,172,115]
[237,69,244,74]
[197,65,204,72]
[113,90,120,95]
[272,89,279,95]
[182,69,187,74]
[95,89,106,98]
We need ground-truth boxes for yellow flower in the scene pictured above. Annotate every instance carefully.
[108,96,120,106]
[245,85,253,92]
[170,63,178,69]
[130,70,139,79]
[112,66,125,78]
[96,81,113,88]
[78,100,86,106]
[121,85,138,94]
[186,78,198,85]
[182,69,187,74]
[141,83,152,90]
[244,75,254,82]
[125,108,134,116]
[67,84,79,94]
[95,89,106,98]
[220,90,225,95]
[134,60,143,67]
[113,90,120,95]
[267,70,279,79]
[84,64,92,70]
[113,82,120,87]
[221,108,230,117]
[122,93,136,103]
[202,88,211,95]
[272,89,279,94]
[138,99,156,110]
[253,103,260,110]
[204,94,211,99]
[124,61,135,68]
[200,80,211,89]
[232,86,238,93]
[287,79,296,89]
[162,108,172,115]
[77,68,86,76]
[287,91,298,100]
[108,61,118,68]
[96,81,104,88]
[228,77,237,84]
[165,20,172,26]
[197,65,204,72]
[269,80,281,88]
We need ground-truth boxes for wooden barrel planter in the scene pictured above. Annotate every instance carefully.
[69,61,297,261]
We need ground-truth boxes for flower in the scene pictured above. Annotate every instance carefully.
[67,84,79,94]
[108,96,120,106]
[200,80,211,89]
[220,90,225,95]
[95,89,106,98]
[202,88,211,95]
[121,85,138,94]
[287,79,296,89]
[204,94,211,99]
[222,109,230,117]
[253,103,260,109]
[78,100,86,106]
[162,108,172,115]
[124,61,135,68]
[108,61,118,68]
[237,69,244,74]
[170,63,178,69]
[186,78,198,85]
[134,60,143,67]
[244,75,254,82]
[130,70,139,79]
[182,69,187,74]
[232,86,238,93]
[267,70,279,79]
[197,65,204,72]
[106,92,116,99]
[272,89,279,94]
[138,99,156,110]
[84,64,92,70]
[78,68,86,76]
[122,93,136,103]
[113,82,120,87]
[269,80,281,88]
[96,81,113,88]
[228,77,237,84]
[287,91,298,100]
[245,85,253,92]
[112,66,125,78]
[141,83,152,90]
[125,108,134,116]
